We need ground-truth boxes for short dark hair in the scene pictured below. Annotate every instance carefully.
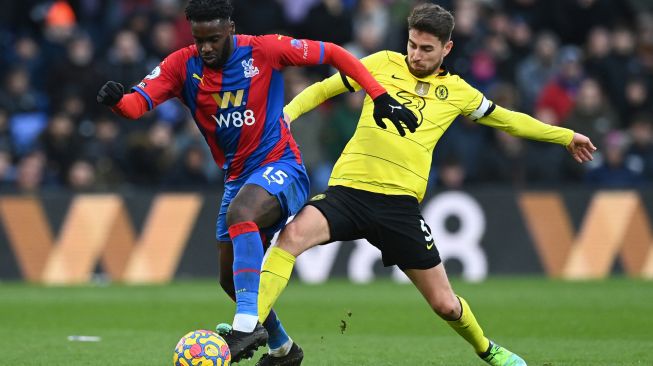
[185,0,233,22]
[407,3,455,43]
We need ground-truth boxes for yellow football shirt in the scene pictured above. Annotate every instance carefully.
[285,51,574,202]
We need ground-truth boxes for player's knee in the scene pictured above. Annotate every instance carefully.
[277,221,306,254]
[226,204,255,226]
[430,296,460,321]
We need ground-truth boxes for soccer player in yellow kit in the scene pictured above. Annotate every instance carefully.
[255,4,596,366]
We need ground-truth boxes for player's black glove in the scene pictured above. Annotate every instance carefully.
[97,81,125,106]
[372,92,418,137]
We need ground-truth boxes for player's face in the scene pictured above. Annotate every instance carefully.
[191,19,235,69]
[406,29,453,78]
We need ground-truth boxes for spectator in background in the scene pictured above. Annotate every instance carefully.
[515,32,559,113]
[15,151,47,192]
[476,130,526,185]
[147,20,179,67]
[320,91,364,166]
[123,10,154,51]
[278,0,321,26]
[47,32,106,120]
[353,0,389,49]
[492,16,532,84]
[636,12,653,76]
[173,117,220,183]
[152,99,188,130]
[233,0,286,35]
[301,0,357,78]
[552,0,633,45]
[0,66,48,117]
[504,17,534,64]
[433,115,488,184]
[467,35,499,93]
[445,0,482,80]
[125,123,176,185]
[163,145,210,190]
[586,130,642,187]
[58,91,87,126]
[84,114,127,189]
[625,114,653,181]
[565,78,618,151]
[344,18,386,60]
[299,0,353,46]
[67,0,116,47]
[476,83,527,186]
[609,26,642,121]
[474,6,533,88]
[4,36,44,90]
[38,113,82,185]
[0,67,49,157]
[584,27,616,102]
[67,159,97,191]
[535,45,584,125]
[620,76,652,127]
[40,0,78,65]
[104,29,149,89]
[154,0,183,20]
[503,0,555,33]
[436,154,467,190]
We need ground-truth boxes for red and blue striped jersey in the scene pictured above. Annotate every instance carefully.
[132,34,327,181]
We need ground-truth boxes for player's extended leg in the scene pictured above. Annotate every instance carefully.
[221,161,310,365]
[404,265,527,366]
[220,184,286,362]
[258,205,331,324]
[218,237,300,364]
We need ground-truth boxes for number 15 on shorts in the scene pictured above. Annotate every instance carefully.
[263,167,288,185]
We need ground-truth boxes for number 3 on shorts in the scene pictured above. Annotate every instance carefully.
[263,167,289,185]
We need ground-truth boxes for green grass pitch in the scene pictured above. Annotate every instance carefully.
[1,278,651,365]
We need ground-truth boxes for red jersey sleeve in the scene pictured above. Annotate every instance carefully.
[260,35,386,99]
[261,34,326,69]
[131,47,189,110]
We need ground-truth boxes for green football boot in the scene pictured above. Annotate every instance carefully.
[480,341,527,366]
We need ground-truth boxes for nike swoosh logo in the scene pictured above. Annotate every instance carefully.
[391,74,405,80]
[426,242,434,250]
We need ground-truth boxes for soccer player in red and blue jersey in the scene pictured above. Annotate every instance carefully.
[96,0,417,365]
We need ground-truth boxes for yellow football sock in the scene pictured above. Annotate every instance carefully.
[258,247,296,323]
[447,296,491,354]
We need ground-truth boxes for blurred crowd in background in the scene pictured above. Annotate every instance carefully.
[1,0,653,195]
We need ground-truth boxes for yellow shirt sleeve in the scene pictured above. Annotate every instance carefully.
[454,77,574,146]
[284,52,387,122]
[478,105,574,146]
[284,73,349,122]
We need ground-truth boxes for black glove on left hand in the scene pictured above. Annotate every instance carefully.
[97,81,125,106]
[372,92,418,137]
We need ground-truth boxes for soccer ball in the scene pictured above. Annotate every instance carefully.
[173,329,231,366]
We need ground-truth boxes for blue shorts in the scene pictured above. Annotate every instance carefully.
[216,160,310,242]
